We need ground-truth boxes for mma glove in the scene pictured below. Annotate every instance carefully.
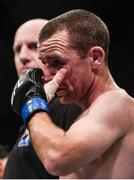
[11,68,49,126]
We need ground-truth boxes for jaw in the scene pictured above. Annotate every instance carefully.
[58,93,80,105]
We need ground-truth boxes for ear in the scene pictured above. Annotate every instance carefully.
[88,46,105,70]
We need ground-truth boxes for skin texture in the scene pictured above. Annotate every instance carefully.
[19,11,134,179]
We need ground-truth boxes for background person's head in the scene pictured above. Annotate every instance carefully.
[13,19,48,77]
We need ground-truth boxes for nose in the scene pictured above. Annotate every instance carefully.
[19,45,31,65]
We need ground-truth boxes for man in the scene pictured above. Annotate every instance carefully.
[4,19,82,178]
[11,9,134,179]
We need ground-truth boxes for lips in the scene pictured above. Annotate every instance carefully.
[20,67,30,75]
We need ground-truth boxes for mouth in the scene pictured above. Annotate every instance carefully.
[20,67,30,75]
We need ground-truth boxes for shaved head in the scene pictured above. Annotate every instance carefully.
[13,19,48,77]
[14,19,48,49]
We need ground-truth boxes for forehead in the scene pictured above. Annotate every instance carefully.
[14,22,45,46]
[38,30,70,53]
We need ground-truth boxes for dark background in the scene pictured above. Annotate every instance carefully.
[0,0,133,148]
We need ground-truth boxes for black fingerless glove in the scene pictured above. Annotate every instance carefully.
[11,68,49,126]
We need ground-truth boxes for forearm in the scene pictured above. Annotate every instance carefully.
[28,111,67,175]
[11,68,79,175]
[11,68,87,175]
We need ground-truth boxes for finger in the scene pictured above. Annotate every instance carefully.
[44,68,67,102]
[52,68,67,85]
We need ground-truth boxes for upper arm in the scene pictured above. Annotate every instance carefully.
[61,93,127,171]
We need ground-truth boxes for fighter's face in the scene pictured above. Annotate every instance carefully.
[38,31,92,104]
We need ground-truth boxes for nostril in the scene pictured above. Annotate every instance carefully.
[20,58,30,65]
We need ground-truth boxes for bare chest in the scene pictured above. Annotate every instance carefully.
[61,137,134,179]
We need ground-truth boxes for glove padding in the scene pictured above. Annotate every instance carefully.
[11,68,49,125]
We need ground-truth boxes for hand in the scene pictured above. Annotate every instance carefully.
[11,68,49,125]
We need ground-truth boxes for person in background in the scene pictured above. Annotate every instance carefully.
[11,9,134,179]
[3,18,82,178]
[0,144,9,178]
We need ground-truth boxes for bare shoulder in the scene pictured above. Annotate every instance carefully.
[92,89,134,110]
[87,89,134,128]
[77,89,134,131]
[68,89,134,152]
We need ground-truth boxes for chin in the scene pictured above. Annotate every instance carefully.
[59,96,74,104]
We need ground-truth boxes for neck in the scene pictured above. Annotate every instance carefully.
[79,69,120,109]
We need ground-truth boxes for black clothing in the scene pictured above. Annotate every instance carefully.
[4,97,82,178]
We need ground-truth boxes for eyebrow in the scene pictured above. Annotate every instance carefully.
[46,54,61,59]
[14,41,37,48]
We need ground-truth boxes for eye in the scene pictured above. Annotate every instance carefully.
[50,59,64,69]
[29,43,37,51]
[14,45,21,54]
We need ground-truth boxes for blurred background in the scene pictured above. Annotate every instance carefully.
[0,0,133,148]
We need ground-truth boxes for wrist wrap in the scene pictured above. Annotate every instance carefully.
[21,97,49,125]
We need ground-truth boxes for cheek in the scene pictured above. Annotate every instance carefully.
[42,66,58,82]
[14,57,19,66]
[34,60,42,68]
[69,70,81,85]
[64,76,77,94]
[69,71,84,93]
[14,59,21,71]
[36,61,44,70]
[31,52,40,65]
